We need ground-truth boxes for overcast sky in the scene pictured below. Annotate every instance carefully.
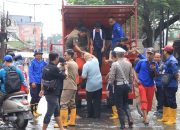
[0,0,62,37]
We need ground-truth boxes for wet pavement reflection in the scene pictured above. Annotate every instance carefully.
[1,92,180,130]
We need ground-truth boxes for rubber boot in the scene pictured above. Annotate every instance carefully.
[68,108,77,126]
[158,107,169,122]
[31,104,38,118]
[110,106,118,119]
[35,104,42,117]
[60,109,68,127]
[164,108,176,125]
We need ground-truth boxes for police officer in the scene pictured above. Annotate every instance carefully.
[108,47,133,129]
[106,51,118,119]
[29,49,47,117]
[158,45,179,125]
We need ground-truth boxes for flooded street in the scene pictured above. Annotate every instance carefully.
[1,91,180,130]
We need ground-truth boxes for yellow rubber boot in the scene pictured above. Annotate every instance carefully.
[110,106,118,119]
[68,108,77,126]
[164,108,176,125]
[35,104,42,117]
[60,109,68,127]
[31,104,39,118]
[158,107,169,122]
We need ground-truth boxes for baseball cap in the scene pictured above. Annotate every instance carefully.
[4,55,13,62]
[34,49,43,56]
[146,47,155,54]
[162,45,174,52]
[114,47,126,53]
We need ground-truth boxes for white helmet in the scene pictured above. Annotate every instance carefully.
[114,47,126,53]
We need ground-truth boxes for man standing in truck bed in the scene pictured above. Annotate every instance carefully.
[65,27,88,53]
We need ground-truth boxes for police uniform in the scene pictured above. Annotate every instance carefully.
[29,51,47,117]
[109,47,133,129]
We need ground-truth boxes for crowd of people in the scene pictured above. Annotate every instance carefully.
[0,16,179,130]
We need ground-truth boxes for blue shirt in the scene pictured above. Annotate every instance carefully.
[135,59,159,87]
[112,22,125,45]
[164,55,178,88]
[29,58,47,84]
[0,66,26,94]
[82,57,102,92]
[154,61,163,87]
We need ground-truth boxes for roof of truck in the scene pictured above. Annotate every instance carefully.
[62,2,137,28]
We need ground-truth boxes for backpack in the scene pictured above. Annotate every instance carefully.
[4,67,21,94]
[42,65,57,91]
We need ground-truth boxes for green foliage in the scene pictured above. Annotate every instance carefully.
[7,41,25,49]
[67,0,133,5]
[67,0,105,5]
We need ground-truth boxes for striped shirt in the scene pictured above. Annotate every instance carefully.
[108,58,133,85]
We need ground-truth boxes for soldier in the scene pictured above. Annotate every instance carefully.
[29,49,47,117]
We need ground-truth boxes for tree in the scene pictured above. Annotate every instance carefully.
[140,0,180,47]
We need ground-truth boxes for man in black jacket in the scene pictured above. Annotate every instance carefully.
[41,52,67,130]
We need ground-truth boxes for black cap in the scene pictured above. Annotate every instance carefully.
[79,27,87,33]
[14,54,23,61]
[94,22,102,29]
[59,57,66,64]
[7,51,15,58]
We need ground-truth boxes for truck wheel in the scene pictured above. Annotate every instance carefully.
[16,113,28,129]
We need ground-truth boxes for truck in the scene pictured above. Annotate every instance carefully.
[50,0,138,106]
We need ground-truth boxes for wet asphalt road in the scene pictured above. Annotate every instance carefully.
[1,91,180,130]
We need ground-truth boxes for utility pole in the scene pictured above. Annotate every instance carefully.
[0,1,7,60]
[40,33,43,52]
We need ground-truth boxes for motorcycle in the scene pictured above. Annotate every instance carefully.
[1,91,33,129]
